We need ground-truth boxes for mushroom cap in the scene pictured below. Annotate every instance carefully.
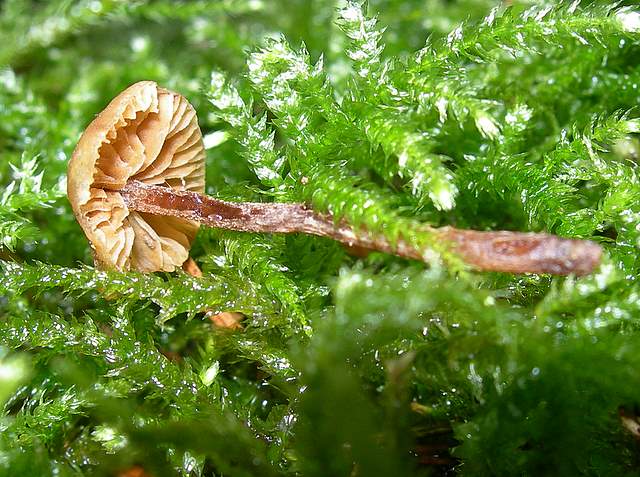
[67,81,205,272]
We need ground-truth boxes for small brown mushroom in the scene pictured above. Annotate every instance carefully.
[68,81,603,276]
[68,81,204,272]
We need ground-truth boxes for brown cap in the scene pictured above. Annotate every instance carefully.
[67,81,205,272]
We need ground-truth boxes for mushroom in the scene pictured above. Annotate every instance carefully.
[68,81,603,276]
[67,81,204,272]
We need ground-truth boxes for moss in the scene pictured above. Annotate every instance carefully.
[1,0,640,475]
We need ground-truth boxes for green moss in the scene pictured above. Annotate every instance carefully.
[1,0,640,475]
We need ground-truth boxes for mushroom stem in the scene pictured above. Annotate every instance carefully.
[119,180,602,276]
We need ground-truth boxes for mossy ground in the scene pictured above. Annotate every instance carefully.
[2,1,640,476]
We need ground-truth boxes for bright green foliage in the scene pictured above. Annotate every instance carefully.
[337,4,459,210]
[208,72,285,187]
[2,0,640,476]
[0,156,64,251]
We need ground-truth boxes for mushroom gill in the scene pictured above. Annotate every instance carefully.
[67,81,205,272]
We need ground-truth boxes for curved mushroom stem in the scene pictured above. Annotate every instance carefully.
[119,180,602,276]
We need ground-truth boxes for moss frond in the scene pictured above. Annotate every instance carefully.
[3,1,640,475]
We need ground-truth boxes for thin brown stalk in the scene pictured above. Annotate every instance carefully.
[119,180,602,276]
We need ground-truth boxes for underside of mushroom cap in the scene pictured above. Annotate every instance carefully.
[67,81,205,272]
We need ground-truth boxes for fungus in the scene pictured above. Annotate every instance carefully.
[67,81,204,272]
[68,81,602,276]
